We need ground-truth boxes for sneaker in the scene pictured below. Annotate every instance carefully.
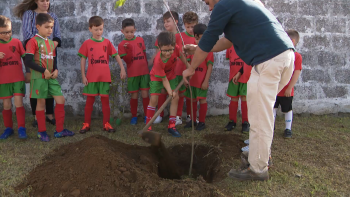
[186,115,191,123]
[37,131,50,142]
[130,117,138,125]
[241,145,249,152]
[225,121,236,131]
[228,167,269,181]
[168,124,181,137]
[244,139,249,145]
[153,115,163,124]
[54,129,75,138]
[184,120,197,128]
[32,119,38,128]
[18,127,27,139]
[196,122,206,131]
[284,129,292,138]
[46,116,56,125]
[242,121,250,133]
[103,122,116,133]
[175,116,183,126]
[79,123,90,134]
[0,128,14,139]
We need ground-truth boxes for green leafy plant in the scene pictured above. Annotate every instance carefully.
[110,64,127,126]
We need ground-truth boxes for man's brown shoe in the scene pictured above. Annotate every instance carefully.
[228,167,269,181]
[240,151,273,169]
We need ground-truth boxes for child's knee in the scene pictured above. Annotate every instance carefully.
[54,96,65,104]
[3,99,12,110]
[131,92,138,99]
[231,97,239,101]
[199,99,207,104]
[141,90,149,98]
[13,96,24,108]
[149,95,158,106]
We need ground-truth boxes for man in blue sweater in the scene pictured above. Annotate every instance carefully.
[183,0,295,181]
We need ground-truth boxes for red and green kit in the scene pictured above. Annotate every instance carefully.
[78,38,118,97]
[0,37,26,99]
[118,36,150,93]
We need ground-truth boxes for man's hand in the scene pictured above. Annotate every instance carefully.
[82,76,88,86]
[44,69,51,79]
[183,44,197,55]
[51,70,58,79]
[284,87,292,97]
[201,81,209,90]
[120,68,126,79]
[183,67,196,84]
[0,52,5,59]
[232,72,242,85]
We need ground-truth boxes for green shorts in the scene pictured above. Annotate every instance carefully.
[184,86,208,101]
[83,82,110,97]
[227,81,247,98]
[176,75,186,93]
[30,78,63,99]
[0,81,25,99]
[149,78,178,95]
[127,74,150,93]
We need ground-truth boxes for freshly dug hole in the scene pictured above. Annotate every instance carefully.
[159,144,220,183]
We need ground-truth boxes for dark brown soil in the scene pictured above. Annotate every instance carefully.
[16,135,226,197]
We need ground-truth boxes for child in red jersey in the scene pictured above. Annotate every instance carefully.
[274,30,302,139]
[151,11,179,124]
[175,11,198,126]
[146,31,188,137]
[224,45,252,133]
[183,24,214,130]
[0,15,27,139]
[118,18,150,125]
[78,16,126,134]
[25,13,74,142]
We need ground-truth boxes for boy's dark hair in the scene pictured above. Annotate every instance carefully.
[89,16,104,28]
[122,18,135,29]
[157,31,176,47]
[193,24,207,37]
[163,11,179,21]
[183,11,198,24]
[0,15,11,28]
[35,13,54,26]
[286,29,300,45]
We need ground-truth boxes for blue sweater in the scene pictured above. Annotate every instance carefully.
[198,0,294,66]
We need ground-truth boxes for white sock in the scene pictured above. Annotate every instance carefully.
[273,108,277,122]
[285,110,293,130]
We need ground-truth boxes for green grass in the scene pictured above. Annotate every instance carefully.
[0,114,350,196]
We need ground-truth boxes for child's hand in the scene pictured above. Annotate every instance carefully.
[82,76,88,86]
[171,91,177,99]
[284,87,292,97]
[232,72,241,85]
[120,68,126,79]
[201,82,209,90]
[44,69,51,79]
[0,52,5,59]
[51,70,58,79]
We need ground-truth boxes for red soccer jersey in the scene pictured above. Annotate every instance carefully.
[226,46,252,83]
[118,37,149,78]
[26,34,56,80]
[0,38,26,84]
[150,45,180,81]
[188,52,214,89]
[78,38,118,83]
[174,32,196,76]
[278,52,303,97]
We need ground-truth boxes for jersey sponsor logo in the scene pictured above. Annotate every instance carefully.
[41,52,54,60]
[133,52,145,61]
[90,55,108,65]
[165,68,172,73]
[9,46,16,53]
[0,56,19,67]
[195,67,204,72]
[230,61,244,67]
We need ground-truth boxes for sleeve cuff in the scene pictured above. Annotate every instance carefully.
[21,54,26,58]
[143,49,146,52]
[78,53,87,59]
[119,54,127,58]
[226,58,229,60]
[207,60,214,66]
[52,37,61,47]
[111,53,119,57]
[155,75,166,78]
[154,46,159,49]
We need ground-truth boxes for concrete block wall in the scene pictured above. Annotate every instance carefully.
[1,0,349,117]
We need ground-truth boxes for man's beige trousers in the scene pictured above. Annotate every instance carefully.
[247,49,295,173]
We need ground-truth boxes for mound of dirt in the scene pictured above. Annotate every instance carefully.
[16,135,221,197]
